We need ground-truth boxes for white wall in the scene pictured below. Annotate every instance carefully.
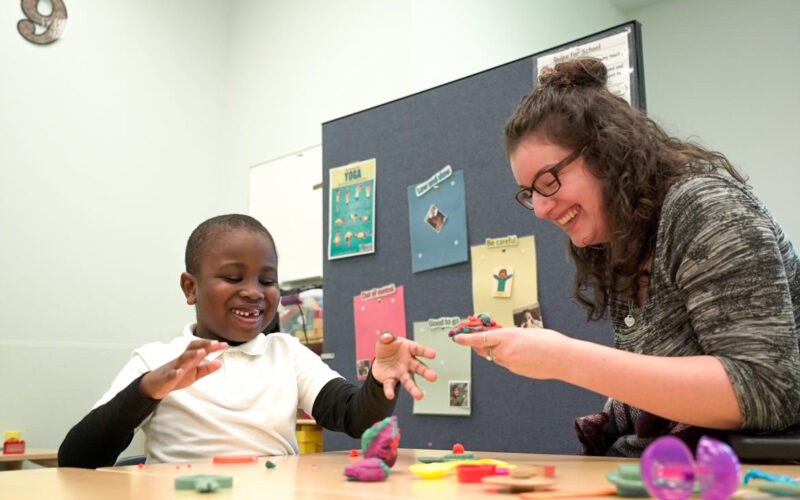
[635,0,800,241]
[0,0,231,457]
[2,0,798,459]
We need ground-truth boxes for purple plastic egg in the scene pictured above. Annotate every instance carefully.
[695,435,741,500]
[641,436,695,500]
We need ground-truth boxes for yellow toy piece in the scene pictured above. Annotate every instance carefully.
[409,459,511,479]
[4,431,21,441]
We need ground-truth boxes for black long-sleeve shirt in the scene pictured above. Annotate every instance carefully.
[58,370,395,469]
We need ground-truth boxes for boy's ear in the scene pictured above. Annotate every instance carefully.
[180,272,198,305]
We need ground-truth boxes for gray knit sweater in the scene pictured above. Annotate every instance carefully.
[578,174,800,456]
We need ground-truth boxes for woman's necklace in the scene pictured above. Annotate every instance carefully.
[624,300,635,328]
[624,260,650,329]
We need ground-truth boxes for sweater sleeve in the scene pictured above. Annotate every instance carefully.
[311,369,397,438]
[660,176,800,430]
[58,374,160,468]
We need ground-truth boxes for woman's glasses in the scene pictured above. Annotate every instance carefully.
[514,147,585,211]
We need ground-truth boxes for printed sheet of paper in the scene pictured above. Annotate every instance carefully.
[470,235,538,328]
[328,158,376,260]
[412,317,471,416]
[352,284,407,380]
[407,166,468,273]
[536,31,633,104]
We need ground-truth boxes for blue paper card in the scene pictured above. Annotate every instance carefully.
[407,168,468,273]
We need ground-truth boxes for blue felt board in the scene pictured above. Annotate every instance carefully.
[320,21,645,454]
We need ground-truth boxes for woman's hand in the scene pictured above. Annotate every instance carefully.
[139,339,228,400]
[371,333,437,401]
[455,327,745,429]
[452,327,570,380]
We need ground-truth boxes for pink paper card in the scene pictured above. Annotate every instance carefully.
[353,284,407,380]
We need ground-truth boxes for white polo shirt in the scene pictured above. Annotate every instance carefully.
[95,324,340,464]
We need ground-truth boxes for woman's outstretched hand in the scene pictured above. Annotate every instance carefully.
[452,327,569,380]
[371,333,437,400]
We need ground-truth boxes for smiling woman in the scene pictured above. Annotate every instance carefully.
[454,57,800,457]
[510,139,608,248]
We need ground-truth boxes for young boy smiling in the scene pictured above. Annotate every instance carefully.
[59,214,436,467]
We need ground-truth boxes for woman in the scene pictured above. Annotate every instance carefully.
[454,58,800,456]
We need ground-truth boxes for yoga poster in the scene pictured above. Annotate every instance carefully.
[328,158,376,260]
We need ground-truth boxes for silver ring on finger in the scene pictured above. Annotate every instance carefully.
[486,347,494,362]
[481,332,487,344]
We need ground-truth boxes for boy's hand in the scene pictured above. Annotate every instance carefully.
[140,339,228,400]
[370,333,437,401]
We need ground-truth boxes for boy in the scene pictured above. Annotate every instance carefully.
[59,214,436,467]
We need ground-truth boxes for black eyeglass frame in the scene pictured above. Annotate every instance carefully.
[514,146,586,211]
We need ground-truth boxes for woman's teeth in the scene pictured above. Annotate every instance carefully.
[558,207,580,226]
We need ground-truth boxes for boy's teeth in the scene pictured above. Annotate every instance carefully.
[233,309,259,317]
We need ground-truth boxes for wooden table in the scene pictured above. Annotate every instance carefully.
[0,467,173,499]
[100,448,635,499]
[0,449,58,470]
[1,448,799,499]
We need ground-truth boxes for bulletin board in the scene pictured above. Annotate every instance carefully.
[321,22,644,454]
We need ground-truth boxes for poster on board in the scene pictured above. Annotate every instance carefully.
[532,22,646,110]
[470,235,539,328]
[352,284,407,381]
[407,165,468,273]
[412,317,472,416]
[328,158,376,260]
[536,31,633,103]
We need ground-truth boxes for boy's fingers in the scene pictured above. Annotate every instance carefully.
[195,359,223,379]
[412,360,437,382]
[400,373,423,400]
[382,379,396,400]
[177,347,204,361]
[209,341,228,352]
[186,339,212,350]
[175,348,207,368]
[185,339,228,353]
[379,332,396,344]
[408,342,436,359]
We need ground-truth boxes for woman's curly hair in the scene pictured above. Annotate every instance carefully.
[504,58,745,321]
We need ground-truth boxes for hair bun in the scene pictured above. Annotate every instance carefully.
[538,57,607,89]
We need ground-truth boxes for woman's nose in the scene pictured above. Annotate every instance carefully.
[531,192,555,218]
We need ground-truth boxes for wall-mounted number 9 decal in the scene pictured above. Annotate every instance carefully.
[18,0,68,45]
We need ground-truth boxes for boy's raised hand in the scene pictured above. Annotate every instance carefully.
[140,339,228,400]
[371,333,437,401]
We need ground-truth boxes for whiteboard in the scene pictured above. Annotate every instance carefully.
[248,145,323,285]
